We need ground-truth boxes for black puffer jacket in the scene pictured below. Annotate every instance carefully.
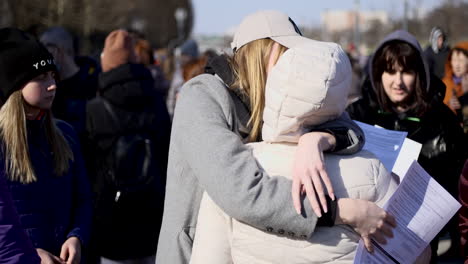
[424,45,450,80]
[86,63,171,260]
[347,31,466,196]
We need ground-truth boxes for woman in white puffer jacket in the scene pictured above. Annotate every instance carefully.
[190,39,409,263]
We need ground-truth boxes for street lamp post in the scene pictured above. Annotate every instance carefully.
[167,7,188,53]
[403,0,408,31]
[354,0,360,55]
[174,7,187,43]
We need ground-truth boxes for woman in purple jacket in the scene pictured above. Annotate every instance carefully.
[0,175,40,264]
[0,28,92,264]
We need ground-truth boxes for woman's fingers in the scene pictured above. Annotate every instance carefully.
[292,162,335,218]
[370,229,387,245]
[303,177,322,217]
[384,212,397,227]
[292,177,302,214]
[310,169,327,213]
[318,166,335,201]
[60,245,68,262]
[378,221,394,238]
[292,170,325,217]
[363,237,374,253]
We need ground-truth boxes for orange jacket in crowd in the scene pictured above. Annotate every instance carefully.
[442,41,468,112]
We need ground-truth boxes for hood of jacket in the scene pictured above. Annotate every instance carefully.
[428,27,449,54]
[368,30,431,96]
[205,54,252,112]
[262,39,351,143]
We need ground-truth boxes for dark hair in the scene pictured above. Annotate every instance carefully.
[452,47,468,58]
[372,40,429,116]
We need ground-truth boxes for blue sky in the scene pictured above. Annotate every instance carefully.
[191,0,443,35]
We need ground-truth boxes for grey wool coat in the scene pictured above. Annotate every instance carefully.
[155,74,364,264]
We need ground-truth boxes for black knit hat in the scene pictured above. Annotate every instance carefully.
[0,28,57,103]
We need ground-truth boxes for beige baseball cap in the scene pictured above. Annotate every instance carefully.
[231,10,308,52]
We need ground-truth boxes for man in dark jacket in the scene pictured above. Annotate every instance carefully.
[424,27,450,80]
[86,30,171,263]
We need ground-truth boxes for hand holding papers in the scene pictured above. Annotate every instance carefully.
[354,161,461,263]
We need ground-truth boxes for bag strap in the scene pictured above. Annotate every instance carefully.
[101,97,122,131]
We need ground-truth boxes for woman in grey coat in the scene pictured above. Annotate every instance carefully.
[156,10,395,264]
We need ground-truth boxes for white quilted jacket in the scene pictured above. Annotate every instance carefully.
[190,40,399,264]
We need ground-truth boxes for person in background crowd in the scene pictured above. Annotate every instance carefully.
[133,33,170,100]
[424,27,450,80]
[442,41,468,134]
[154,48,175,89]
[347,30,466,263]
[182,56,207,82]
[174,52,211,100]
[86,29,170,264]
[0,27,92,264]
[166,38,199,118]
[181,49,217,85]
[191,39,412,264]
[39,27,99,143]
[156,10,396,264]
[346,52,363,105]
[0,174,40,264]
[203,48,218,62]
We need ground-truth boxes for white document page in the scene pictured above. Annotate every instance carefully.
[392,138,422,180]
[353,161,461,263]
[355,121,407,172]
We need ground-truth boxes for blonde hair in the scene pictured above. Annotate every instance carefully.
[0,91,74,184]
[230,39,287,142]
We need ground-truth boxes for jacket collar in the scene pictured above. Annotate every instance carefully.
[206,54,251,113]
[206,55,251,140]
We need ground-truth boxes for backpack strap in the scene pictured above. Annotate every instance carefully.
[101,97,122,131]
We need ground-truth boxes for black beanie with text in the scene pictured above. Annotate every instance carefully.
[0,27,57,103]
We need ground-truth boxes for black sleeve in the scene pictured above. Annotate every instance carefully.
[311,127,354,153]
[316,196,338,227]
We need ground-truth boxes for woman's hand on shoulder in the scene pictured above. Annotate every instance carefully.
[292,132,336,217]
[335,198,396,253]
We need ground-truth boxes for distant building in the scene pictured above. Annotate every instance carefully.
[194,35,232,55]
[409,7,428,20]
[321,10,389,33]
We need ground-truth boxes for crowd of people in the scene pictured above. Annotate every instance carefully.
[0,8,467,264]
